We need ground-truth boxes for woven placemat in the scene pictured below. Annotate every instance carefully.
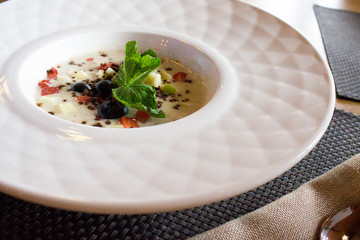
[314,5,360,101]
[1,109,360,240]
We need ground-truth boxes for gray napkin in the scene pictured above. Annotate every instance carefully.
[314,5,360,101]
[191,153,360,240]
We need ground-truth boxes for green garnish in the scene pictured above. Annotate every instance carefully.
[112,41,165,118]
[161,83,176,95]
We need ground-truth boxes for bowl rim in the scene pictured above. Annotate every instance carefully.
[1,24,238,142]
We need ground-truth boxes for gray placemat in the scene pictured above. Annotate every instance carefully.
[314,5,360,101]
[2,109,360,240]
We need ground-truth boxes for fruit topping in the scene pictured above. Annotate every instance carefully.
[120,117,139,128]
[143,71,161,88]
[161,83,176,95]
[46,67,58,79]
[38,80,50,89]
[73,70,89,80]
[76,95,92,102]
[95,80,113,98]
[98,100,128,119]
[71,82,92,93]
[172,72,187,82]
[41,87,59,96]
[135,110,150,123]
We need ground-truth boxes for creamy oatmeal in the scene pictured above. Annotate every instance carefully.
[35,48,207,128]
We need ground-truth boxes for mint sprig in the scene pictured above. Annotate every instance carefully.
[112,41,165,118]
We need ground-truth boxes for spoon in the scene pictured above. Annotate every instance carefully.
[320,205,360,240]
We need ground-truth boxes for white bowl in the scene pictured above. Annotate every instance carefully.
[2,25,237,142]
[0,0,334,214]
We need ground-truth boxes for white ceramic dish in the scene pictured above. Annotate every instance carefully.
[4,26,235,137]
[0,0,335,214]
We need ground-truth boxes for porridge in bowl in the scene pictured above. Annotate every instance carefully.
[35,41,208,128]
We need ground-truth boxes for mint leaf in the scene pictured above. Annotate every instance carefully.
[124,41,141,83]
[112,41,165,118]
[112,84,165,118]
[113,64,126,86]
[141,49,158,58]
[131,54,161,85]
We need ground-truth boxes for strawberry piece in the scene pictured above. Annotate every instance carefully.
[38,82,49,89]
[98,63,108,71]
[173,72,187,82]
[41,87,58,96]
[76,95,92,102]
[107,62,115,69]
[97,62,117,71]
[120,117,139,128]
[46,67,58,79]
[86,58,94,61]
[38,80,50,89]
[135,110,150,123]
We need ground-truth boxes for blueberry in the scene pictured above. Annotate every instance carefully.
[95,80,113,98]
[71,82,92,93]
[98,100,128,119]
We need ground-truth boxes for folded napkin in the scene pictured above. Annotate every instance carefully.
[190,153,360,240]
[314,5,360,101]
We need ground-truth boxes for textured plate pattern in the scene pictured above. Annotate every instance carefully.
[0,0,335,213]
[2,110,359,240]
